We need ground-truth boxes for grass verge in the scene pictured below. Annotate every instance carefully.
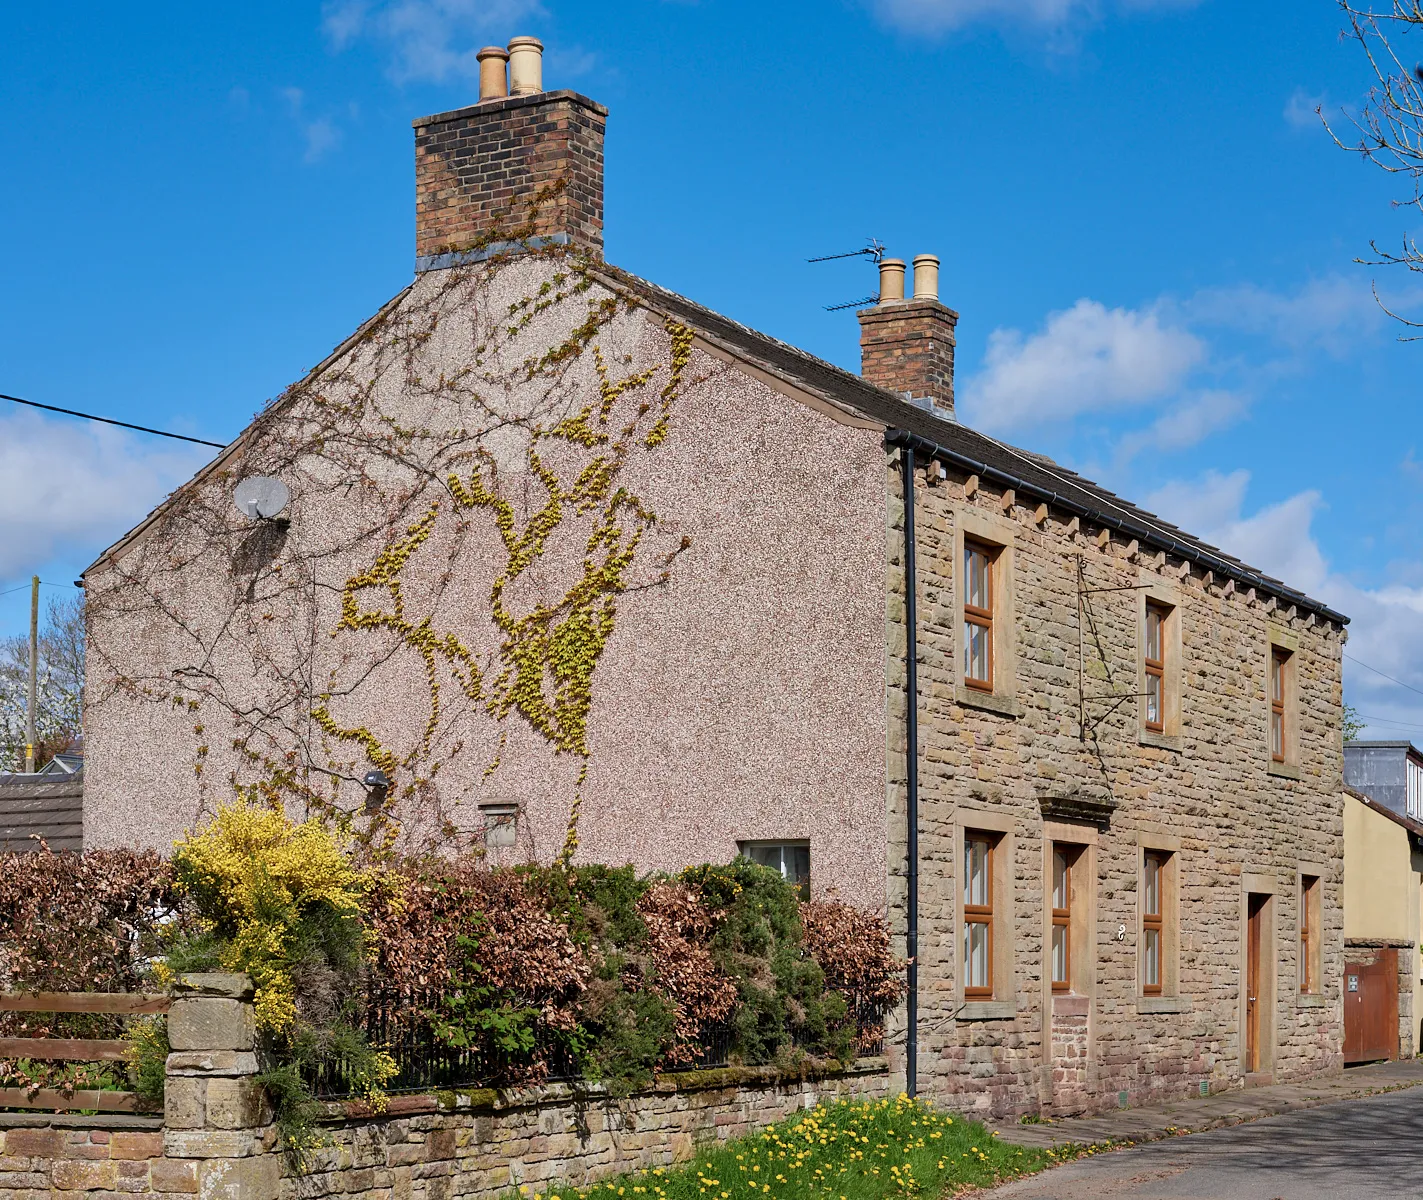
[510,1094,1066,1200]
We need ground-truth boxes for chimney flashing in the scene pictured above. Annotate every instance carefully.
[416,232,571,274]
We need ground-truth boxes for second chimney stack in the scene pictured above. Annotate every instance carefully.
[859,253,958,414]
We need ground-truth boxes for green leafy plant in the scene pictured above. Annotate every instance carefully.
[126,1015,170,1108]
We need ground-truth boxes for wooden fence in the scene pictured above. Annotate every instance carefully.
[0,991,169,1112]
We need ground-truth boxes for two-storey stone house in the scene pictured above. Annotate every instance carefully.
[81,37,1349,1117]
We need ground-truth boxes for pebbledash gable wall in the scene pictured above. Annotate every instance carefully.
[883,452,1345,1118]
[80,257,891,909]
[0,977,889,1200]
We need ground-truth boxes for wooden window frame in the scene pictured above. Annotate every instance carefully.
[964,832,995,999]
[1144,602,1168,733]
[1142,851,1167,996]
[963,539,995,693]
[1270,648,1290,763]
[1051,845,1072,994]
[1299,874,1320,995]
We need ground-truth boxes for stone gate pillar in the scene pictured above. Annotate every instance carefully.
[163,972,280,1200]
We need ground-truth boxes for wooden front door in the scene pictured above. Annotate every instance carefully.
[1246,894,1264,1072]
[1344,948,1399,1064]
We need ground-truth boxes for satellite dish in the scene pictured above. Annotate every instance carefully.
[233,476,291,521]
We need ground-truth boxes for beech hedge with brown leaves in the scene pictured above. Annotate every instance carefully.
[0,845,903,1094]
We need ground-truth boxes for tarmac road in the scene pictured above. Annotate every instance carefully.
[982,1084,1423,1199]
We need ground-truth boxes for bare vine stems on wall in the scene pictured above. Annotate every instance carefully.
[88,209,704,860]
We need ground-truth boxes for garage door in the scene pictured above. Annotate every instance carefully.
[1344,947,1398,1065]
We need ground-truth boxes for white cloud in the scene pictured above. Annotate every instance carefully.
[960,298,1204,432]
[1116,388,1248,458]
[301,118,341,163]
[1284,87,1325,130]
[280,87,342,163]
[868,0,1196,36]
[323,0,546,83]
[1144,468,1423,740]
[0,411,211,583]
[961,275,1405,450]
[1182,275,1389,355]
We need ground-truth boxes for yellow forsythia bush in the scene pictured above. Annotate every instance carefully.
[171,801,372,1033]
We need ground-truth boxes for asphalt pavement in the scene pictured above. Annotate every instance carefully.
[982,1083,1423,1199]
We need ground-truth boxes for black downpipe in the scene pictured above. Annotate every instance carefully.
[901,446,920,1099]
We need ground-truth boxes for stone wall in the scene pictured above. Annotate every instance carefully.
[0,976,889,1200]
[886,452,1347,1118]
[294,1063,890,1200]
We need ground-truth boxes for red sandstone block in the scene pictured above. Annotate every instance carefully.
[110,1134,163,1161]
[4,1130,63,1158]
[89,1133,110,1146]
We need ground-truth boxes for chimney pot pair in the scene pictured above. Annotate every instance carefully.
[477,36,544,102]
[878,254,940,304]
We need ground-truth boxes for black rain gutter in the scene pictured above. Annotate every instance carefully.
[900,444,920,1100]
[885,429,1349,627]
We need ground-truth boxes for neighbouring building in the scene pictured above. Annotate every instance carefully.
[0,757,83,852]
[1343,758,1423,1064]
[1345,739,1423,823]
[80,37,1350,1117]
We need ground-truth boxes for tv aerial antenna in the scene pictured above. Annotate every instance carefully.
[233,476,291,521]
[808,238,885,311]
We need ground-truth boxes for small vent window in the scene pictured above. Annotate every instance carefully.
[740,841,811,897]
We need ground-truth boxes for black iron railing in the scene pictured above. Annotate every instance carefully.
[306,987,887,1100]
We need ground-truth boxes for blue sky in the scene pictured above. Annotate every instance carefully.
[3,0,1422,737]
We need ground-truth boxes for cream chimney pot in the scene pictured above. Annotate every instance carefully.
[878,258,906,304]
[508,36,544,95]
[912,254,940,301]
[477,46,510,101]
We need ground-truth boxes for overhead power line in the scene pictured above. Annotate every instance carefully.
[1345,652,1423,700]
[1,392,227,449]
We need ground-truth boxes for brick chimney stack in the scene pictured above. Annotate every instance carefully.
[858,254,959,414]
[413,36,608,271]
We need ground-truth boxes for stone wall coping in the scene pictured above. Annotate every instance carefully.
[166,1050,260,1076]
[324,1057,890,1123]
[173,972,255,1000]
[0,1112,164,1130]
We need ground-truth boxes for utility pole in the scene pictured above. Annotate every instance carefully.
[25,575,37,773]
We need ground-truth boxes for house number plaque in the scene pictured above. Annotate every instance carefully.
[1348,974,1359,992]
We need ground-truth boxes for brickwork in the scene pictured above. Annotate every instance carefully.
[414,91,607,262]
[886,455,1346,1118]
[857,301,958,410]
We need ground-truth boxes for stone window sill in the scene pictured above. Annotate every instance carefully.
[1297,993,1327,1008]
[958,999,1017,1020]
[955,687,1020,719]
[1138,730,1183,753]
[1268,759,1303,781]
[1052,994,1089,1017]
[1137,995,1192,1014]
